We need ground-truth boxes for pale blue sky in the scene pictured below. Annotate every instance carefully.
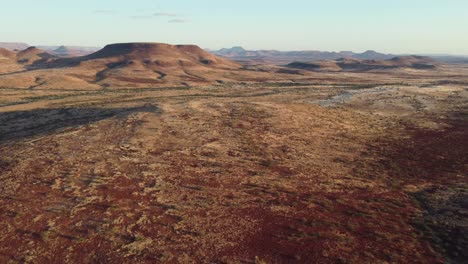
[1,0,467,54]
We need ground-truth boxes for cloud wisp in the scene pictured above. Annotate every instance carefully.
[169,19,190,24]
[129,11,189,23]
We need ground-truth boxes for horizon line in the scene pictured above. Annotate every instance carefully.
[2,41,468,57]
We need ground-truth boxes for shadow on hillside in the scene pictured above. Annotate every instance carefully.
[412,185,468,264]
[353,119,468,263]
[0,104,159,143]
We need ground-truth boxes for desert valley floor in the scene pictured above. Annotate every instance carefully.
[0,45,467,263]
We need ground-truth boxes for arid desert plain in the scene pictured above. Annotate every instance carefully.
[0,43,467,263]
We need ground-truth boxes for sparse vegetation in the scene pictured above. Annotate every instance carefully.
[0,43,467,263]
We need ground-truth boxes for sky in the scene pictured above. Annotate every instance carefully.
[1,0,468,54]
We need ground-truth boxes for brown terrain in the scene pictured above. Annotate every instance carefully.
[286,56,438,72]
[0,42,467,263]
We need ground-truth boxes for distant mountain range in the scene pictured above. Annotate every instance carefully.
[423,55,468,64]
[0,42,29,50]
[0,43,100,57]
[285,56,438,72]
[1,42,467,65]
[210,46,468,65]
[210,46,395,64]
[37,45,101,57]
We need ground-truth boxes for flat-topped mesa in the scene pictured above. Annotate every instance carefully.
[86,43,173,59]
[386,56,438,69]
[31,42,243,88]
[287,55,439,72]
[83,42,239,68]
[389,55,436,64]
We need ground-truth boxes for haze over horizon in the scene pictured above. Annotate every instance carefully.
[2,0,468,55]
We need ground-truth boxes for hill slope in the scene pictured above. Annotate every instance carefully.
[16,47,56,65]
[0,43,246,89]
[55,43,241,87]
[80,43,239,68]
[0,48,17,59]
